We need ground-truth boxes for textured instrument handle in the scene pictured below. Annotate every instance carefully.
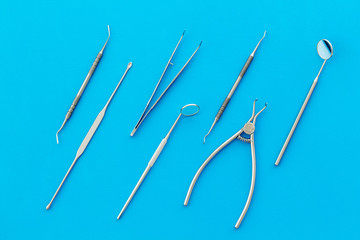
[215,97,230,120]
[228,55,254,98]
[68,52,103,115]
[215,55,254,121]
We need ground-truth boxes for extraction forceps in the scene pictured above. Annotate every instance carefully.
[56,25,111,144]
[118,104,200,219]
[46,62,132,210]
[203,31,266,143]
[184,100,267,228]
[130,31,202,136]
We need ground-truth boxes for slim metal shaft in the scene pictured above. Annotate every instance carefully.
[47,63,131,210]
[203,31,266,143]
[117,165,151,219]
[275,60,326,166]
[56,25,111,144]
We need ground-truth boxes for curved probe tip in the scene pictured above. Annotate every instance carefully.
[203,118,217,144]
[56,119,66,144]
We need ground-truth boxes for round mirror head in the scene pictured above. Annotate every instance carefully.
[317,39,333,60]
[181,104,200,117]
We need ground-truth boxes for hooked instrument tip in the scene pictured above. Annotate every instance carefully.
[56,118,67,144]
[203,118,217,144]
[251,31,267,56]
[100,25,111,53]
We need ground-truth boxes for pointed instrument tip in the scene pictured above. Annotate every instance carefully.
[56,119,66,144]
[130,128,136,137]
[182,30,186,36]
[199,41,203,47]
[46,204,51,210]
[203,118,217,144]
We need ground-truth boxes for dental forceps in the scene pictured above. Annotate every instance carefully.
[46,62,132,210]
[56,25,111,144]
[203,31,266,143]
[184,100,267,228]
[130,31,202,136]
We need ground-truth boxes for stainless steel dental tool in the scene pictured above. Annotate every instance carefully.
[275,39,333,166]
[56,25,111,144]
[184,100,267,228]
[203,31,266,144]
[118,104,200,219]
[46,62,132,210]
[130,31,202,136]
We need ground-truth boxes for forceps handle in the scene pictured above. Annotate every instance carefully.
[67,52,103,117]
[215,55,254,120]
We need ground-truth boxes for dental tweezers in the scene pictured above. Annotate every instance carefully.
[130,31,202,136]
[56,25,111,144]
[185,99,267,228]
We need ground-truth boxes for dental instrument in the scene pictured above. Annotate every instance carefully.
[184,99,267,228]
[275,39,333,166]
[130,31,202,137]
[46,62,132,210]
[203,31,266,144]
[118,104,200,219]
[56,25,111,144]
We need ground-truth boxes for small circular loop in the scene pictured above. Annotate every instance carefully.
[180,104,200,117]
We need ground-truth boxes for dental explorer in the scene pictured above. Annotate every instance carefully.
[203,31,266,144]
[130,31,202,136]
[117,104,200,219]
[56,25,111,144]
[185,99,266,228]
[275,39,333,166]
[46,62,132,210]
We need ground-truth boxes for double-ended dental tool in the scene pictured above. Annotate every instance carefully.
[118,104,200,219]
[203,31,266,143]
[130,31,202,136]
[47,62,132,210]
[275,39,333,166]
[185,99,266,228]
[56,25,111,144]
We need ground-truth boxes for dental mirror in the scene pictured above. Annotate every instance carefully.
[180,104,200,117]
[275,39,333,166]
[317,39,333,60]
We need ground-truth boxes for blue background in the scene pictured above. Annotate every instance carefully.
[0,0,359,239]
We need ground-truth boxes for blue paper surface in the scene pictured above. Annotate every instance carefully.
[0,0,359,239]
